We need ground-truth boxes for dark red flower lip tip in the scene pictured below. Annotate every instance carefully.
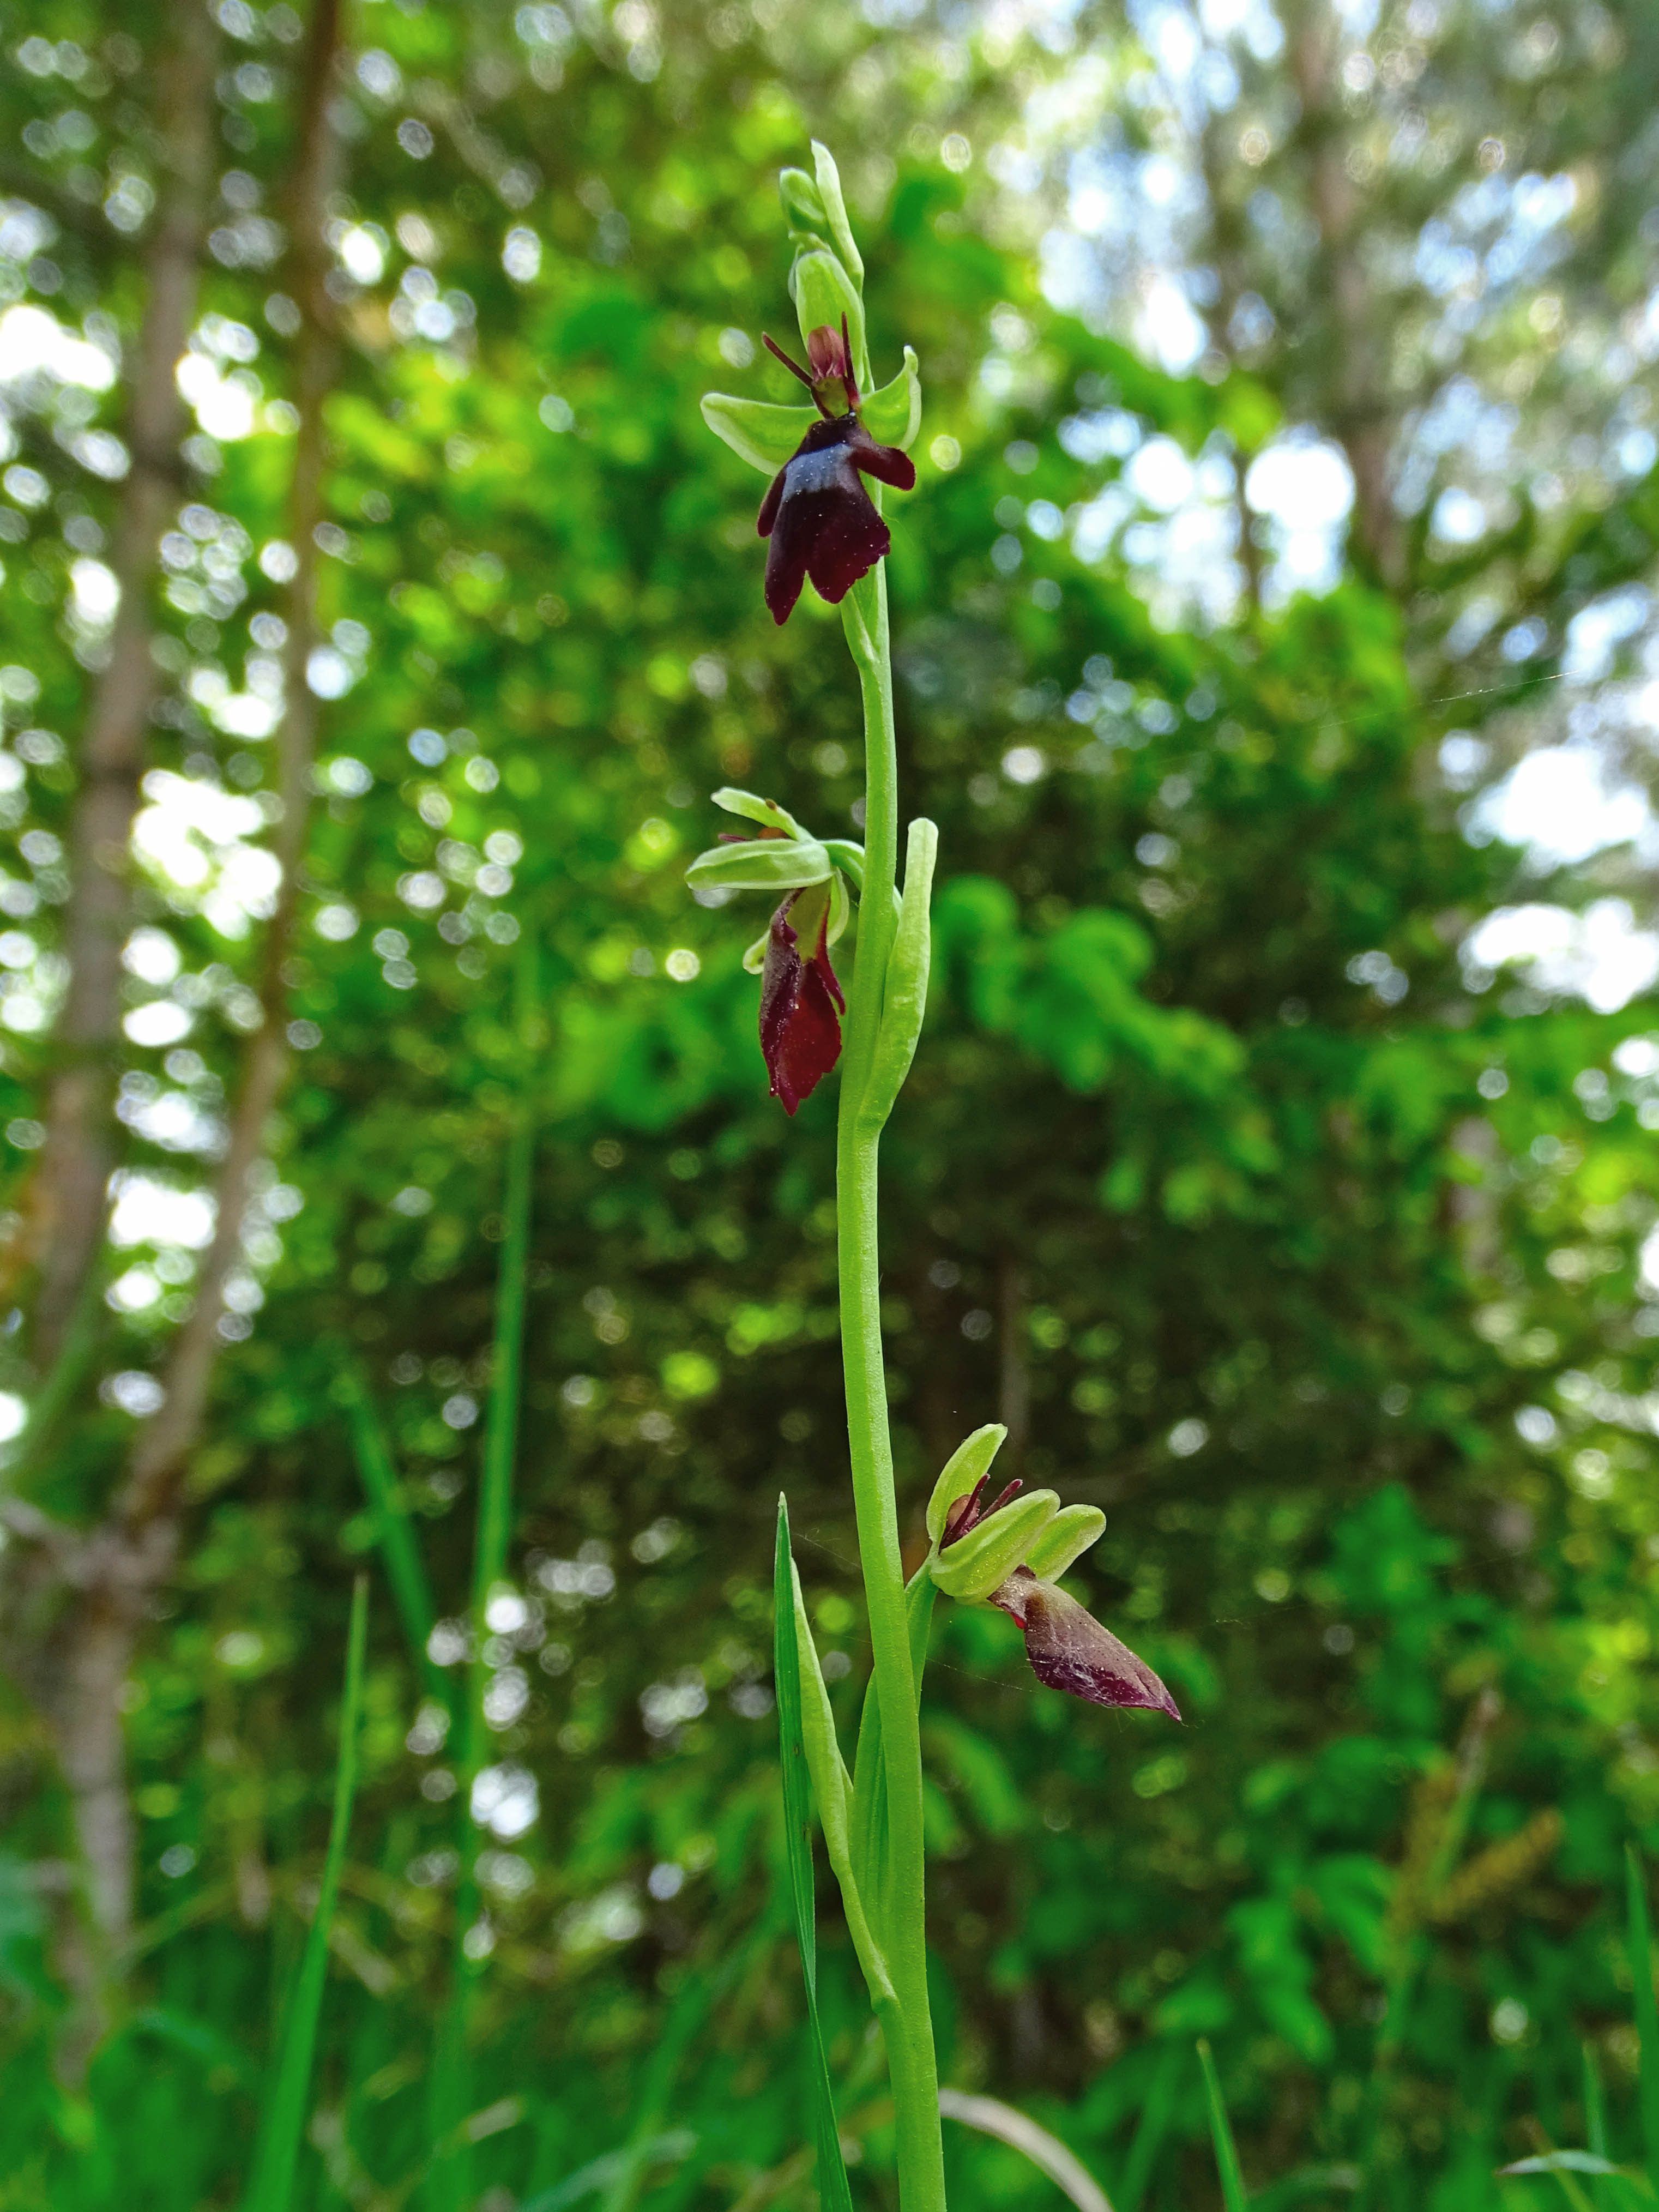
[991,1567,1182,1720]
[758,884,844,1113]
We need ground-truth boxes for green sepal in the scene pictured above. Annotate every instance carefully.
[861,347,922,453]
[711,787,806,840]
[925,1422,1008,1544]
[791,245,868,392]
[1021,1503,1106,1582]
[929,1490,1060,1601]
[810,139,864,290]
[699,391,815,476]
[685,837,831,893]
[779,166,827,233]
[788,1557,895,2009]
[848,1568,936,1954]
[856,817,937,1132]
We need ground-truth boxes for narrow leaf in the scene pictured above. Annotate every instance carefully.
[938,2088,1113,2212]
[1113,2041,1182,2212]
[243,1576,368,2212]
[1197,2039,1248,2212]
[789,1560,892,2006]
[1630,1845,1659,2198]
[849,1567,934,1942]
[775,1495,856,2212]
[341,1362,445,1702]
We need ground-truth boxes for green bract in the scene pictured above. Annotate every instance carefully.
[685,837,832,892]
[1022,1503,1107,1582]
[925,1423,1008,1543]
[930,1490,1061,1601]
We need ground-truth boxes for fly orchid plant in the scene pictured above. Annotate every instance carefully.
[689,145,1179,2211]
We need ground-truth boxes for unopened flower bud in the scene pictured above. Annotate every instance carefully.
[779,166,827,234]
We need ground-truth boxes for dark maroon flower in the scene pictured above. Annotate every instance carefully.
[991,1568,1182,1717]
[937,1467,1181,1719]
[758,880,844,1114]
[756,323,917,625]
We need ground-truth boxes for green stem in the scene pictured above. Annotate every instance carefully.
[835,564,945,2212]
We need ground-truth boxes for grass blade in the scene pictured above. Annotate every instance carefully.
[1629,1846,1659,2198]
[428,941,540,2212]
[776,1494,855,2212]
[1198,2039,1249,2212]
[938,2088,1113,2212]
[1586,2041,1613,2212]
[1114,2041,1181,2212]
[341,1361,444,1701]
[243,1575,368,2212]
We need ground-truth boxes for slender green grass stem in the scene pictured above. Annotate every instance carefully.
[835,566,945,2212]
[243,1576,367,2212]
[429,946,540,2212]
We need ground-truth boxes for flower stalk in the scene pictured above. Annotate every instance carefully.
[692,141,1174,2210]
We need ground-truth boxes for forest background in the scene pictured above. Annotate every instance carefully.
[4,0,1659,2206]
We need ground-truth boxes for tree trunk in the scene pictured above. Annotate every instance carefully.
[29,8,218,1366]
[0,0,346,2059]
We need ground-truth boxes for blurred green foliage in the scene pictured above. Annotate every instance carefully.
[2,3,1659,2210]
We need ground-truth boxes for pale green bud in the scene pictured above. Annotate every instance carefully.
[810,140,864,290]
[925,1421,1008,1543]
[930,1490,1060,1602]
[1021,1504,1106,1583]
[779,167,827,233]
[685,837,832,893]
[700,391,817,476]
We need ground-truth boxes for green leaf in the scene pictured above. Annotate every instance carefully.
[340,1361,446,1706]
[849,1568,936,1949]
[1198,2039,1249,2212]
[243,1577,368,2212]
[788,1554,892,2006]
[774,1496,856,2212]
